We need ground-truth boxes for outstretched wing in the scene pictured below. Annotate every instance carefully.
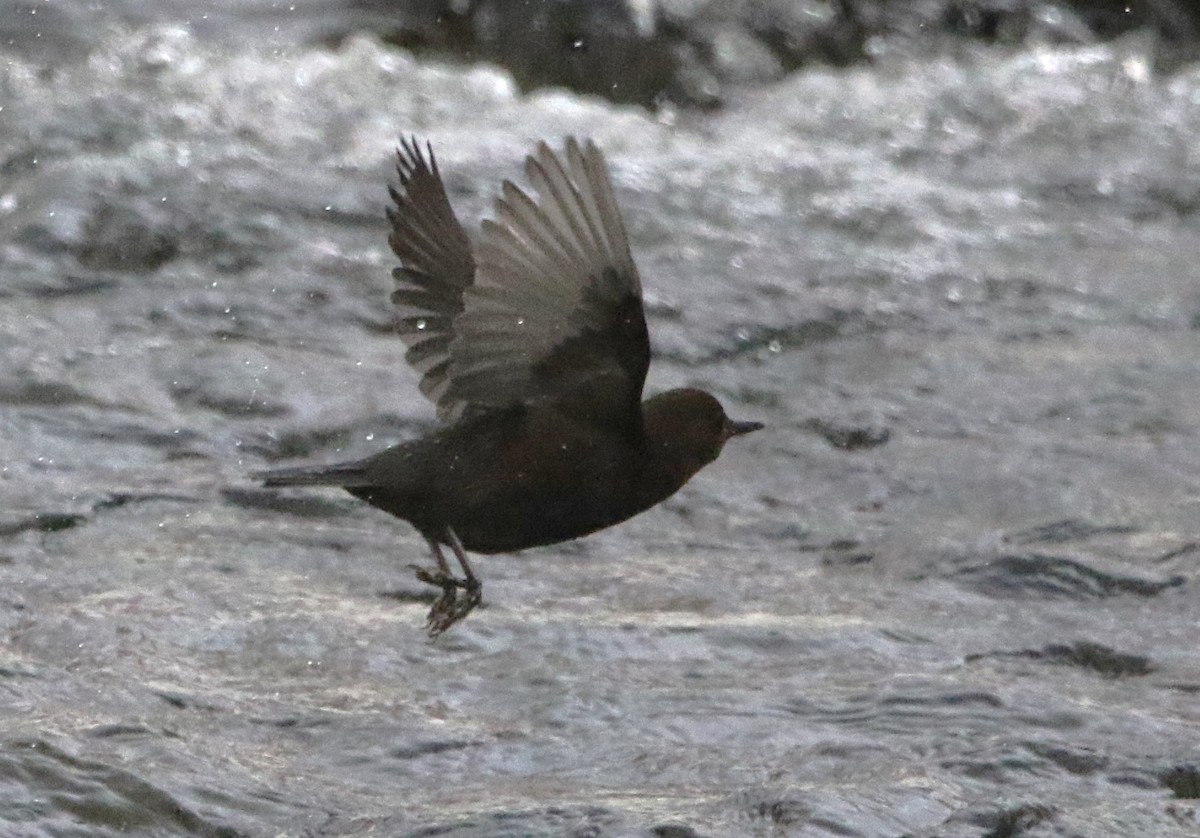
[444,138,649,433]
[386,137,476,419]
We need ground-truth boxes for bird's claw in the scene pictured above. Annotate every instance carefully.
[410,564,482,637]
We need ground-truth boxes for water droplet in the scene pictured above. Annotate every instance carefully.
[416,319,427,330]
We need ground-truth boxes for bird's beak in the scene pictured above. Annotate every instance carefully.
[724,418,764,441]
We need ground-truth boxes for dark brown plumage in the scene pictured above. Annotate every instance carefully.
[257,137,761,635]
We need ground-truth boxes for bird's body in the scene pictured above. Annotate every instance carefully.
[257,137,760,634]
[353,403,649,554]
[263,388,739,554]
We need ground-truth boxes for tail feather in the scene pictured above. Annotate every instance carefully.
[253,461,373,488]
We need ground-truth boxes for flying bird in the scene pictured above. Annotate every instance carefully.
[256,137,762,635]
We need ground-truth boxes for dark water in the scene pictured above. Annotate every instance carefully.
[2,10,1200,837]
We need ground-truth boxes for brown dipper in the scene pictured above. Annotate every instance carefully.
[257,137,762,635]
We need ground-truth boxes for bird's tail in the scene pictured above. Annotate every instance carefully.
[253,461,373,488]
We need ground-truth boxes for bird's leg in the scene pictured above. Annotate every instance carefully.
[409,529,482,636]
[445,526,482,621]
[410,538,459,633]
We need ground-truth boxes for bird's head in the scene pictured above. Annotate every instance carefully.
[642,388,762,485]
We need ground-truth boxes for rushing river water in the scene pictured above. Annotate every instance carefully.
[2,7,1200,837]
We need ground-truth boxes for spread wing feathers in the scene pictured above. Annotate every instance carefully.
[446,138,649,426]
[386,137,476,418]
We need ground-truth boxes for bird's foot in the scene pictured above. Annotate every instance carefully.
[410,565,482,637]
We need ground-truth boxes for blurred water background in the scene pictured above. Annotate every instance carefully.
[2,1,1200,835]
